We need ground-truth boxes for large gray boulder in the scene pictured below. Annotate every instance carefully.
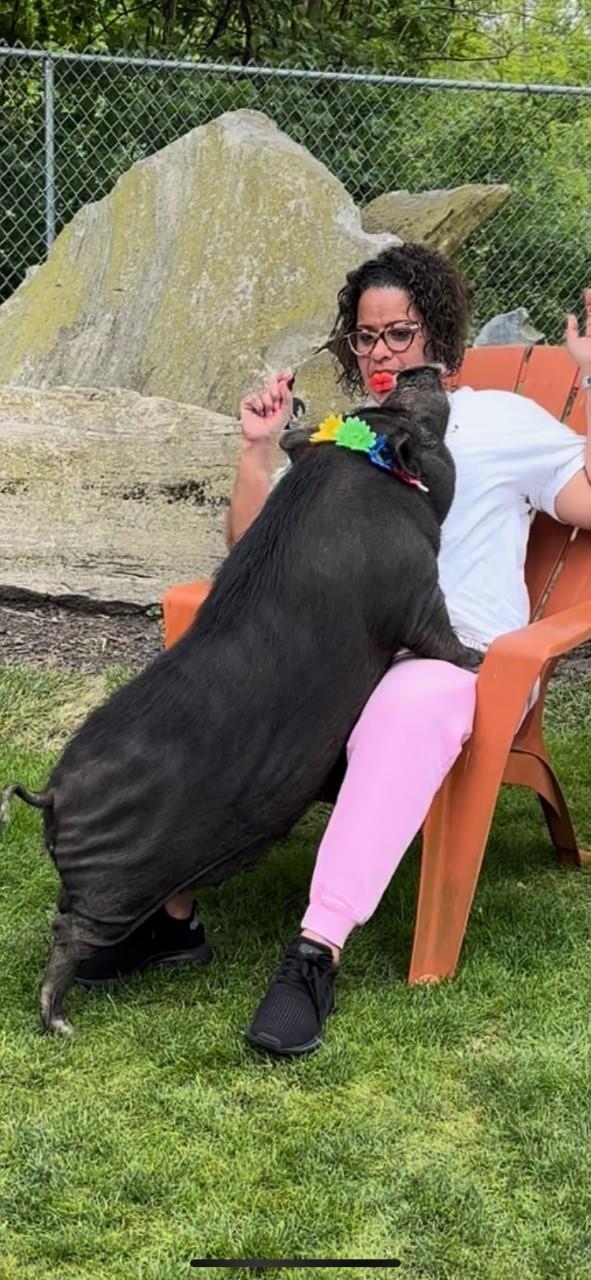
[0,111,393,418]
[0,386,247,607]
[361,184,510,255]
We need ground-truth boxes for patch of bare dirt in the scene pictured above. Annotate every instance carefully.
[0,599,163,673]
[0,597,589,680]
[560,641,591,680]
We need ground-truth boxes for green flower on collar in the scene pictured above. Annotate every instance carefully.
[334,416,377,452]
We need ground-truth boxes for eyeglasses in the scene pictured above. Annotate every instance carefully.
[345,322,422,357]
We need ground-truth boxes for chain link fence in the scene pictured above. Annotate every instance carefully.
[1,46,591,340]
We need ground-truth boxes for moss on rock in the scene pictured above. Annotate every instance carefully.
[0,111,393,417]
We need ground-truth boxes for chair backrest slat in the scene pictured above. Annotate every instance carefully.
[566,384,588,436]
[538,529,591,616]
[456,345,526,392]
[516,345,580,421]
[523,516,573,619]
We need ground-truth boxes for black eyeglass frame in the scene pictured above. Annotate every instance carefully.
[345,321,423,357]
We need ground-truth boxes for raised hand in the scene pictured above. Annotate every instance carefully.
[240,371,294,442]
[565,288,591,374]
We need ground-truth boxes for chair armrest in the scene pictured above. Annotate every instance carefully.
[161,579,212,648]
[485,599,591,670]
[469,599,591,745]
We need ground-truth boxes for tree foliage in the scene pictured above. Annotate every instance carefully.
[1,1,590,81]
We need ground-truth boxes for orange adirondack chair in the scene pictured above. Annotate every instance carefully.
[161,345,591,982]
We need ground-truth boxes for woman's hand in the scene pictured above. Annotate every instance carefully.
[565,288,591,373]
[240,370,294,443]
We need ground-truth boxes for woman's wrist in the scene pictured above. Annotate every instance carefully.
[238,435,276,485]
[240,433,276,455]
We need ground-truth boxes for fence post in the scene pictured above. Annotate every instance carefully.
[43,53,56,252]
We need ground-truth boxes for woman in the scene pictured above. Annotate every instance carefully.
[75,245,591,1059]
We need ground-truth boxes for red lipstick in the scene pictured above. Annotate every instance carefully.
[369,371,396,395]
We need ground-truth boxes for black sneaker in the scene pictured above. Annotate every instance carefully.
[245,935,337,1057]
[74,902,212,988]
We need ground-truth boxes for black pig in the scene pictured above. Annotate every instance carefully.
[1,366,480,1035]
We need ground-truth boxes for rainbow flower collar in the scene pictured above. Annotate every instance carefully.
[310,414,429,492]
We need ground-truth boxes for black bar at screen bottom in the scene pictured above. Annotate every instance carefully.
[190,1261,401,1269]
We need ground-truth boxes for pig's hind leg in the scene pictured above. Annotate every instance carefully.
[39,905,95,1036]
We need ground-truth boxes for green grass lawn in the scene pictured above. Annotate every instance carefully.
[0,665,590,1280]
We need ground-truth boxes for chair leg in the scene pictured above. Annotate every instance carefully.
[409,731,591,985]
[409,767,489,983]
[538,771,590,868]
[408,726,517,985]
[504,748,590,868]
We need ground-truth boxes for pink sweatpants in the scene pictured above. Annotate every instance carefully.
[300,658,478,949]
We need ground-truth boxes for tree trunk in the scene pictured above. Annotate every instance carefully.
[240,0,254,63]
[162,0,177,45]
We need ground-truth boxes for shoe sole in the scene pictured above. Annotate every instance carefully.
[75,942,213,990]
[244,1028,323,1057]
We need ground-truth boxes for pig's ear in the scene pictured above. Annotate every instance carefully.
[389,423,423,480]
[279,425,316,463]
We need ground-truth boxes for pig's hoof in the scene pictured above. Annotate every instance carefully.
[42,1014,74,1036]
[460,646,483,671]
[40,991,75,1035]
[52,1016,74,1036]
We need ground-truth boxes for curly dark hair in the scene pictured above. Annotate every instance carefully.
[328,242,472,396]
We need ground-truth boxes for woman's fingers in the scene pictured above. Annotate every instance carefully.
[240,370,295,442]
[243,389,280,417]
[243,393,264,416]
[267,370,294,411]
[566,289,591,338]
[584,288,591,331]
[564,289,591,372]
[263,389,279,415]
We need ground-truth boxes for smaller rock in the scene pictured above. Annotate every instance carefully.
[361,184,510,256]
[473,308,545,347]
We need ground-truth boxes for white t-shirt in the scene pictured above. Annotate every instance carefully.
[440,387,584,649]
[272,386,585,650]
